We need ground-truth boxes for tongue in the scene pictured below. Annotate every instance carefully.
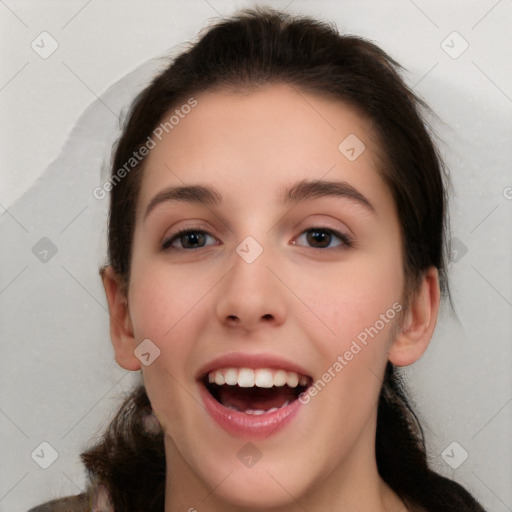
[217,385,297,411]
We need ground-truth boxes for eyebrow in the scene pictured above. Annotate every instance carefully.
[143,178,375,222]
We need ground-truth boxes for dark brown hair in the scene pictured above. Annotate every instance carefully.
[78,7,485,511]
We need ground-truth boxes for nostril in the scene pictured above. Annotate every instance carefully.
[262,314,273,320]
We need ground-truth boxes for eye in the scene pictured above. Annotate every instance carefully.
[294,227,352,249]
[162,229,218,250]
[162,227,352,251]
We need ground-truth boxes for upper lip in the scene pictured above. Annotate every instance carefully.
[196,352,313,381]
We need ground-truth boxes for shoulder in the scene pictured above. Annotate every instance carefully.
[28,493,90,512]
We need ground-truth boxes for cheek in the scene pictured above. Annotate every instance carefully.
[297,252,403,349]
[291,251,403,422]
[127,266,213,433]
[126,262,211,406]
[311,255,402,409]
[128,259,213,341]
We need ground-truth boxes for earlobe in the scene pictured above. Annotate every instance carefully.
[100,265,141,371]
[388,267,441,367]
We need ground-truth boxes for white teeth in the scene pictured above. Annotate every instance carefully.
[206,367,309,389]
[237,368,255,388]
[235,405,287,415]
[214,372,225,386]
[224,368,238,386]
[273,369,288,386]
[286,372,299,388]
[254,369,274,388]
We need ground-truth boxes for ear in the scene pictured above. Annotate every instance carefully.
[388,266,440,367]
[100,265,141,371]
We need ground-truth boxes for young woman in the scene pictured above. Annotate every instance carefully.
[29,7,487,512]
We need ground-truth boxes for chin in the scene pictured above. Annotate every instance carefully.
[198,466,308,508]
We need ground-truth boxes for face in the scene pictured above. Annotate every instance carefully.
[123,84,408,507]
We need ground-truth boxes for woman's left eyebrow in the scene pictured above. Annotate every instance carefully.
[143,178,375,223]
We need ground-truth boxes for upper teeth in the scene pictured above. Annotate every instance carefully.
[207,368,309,388]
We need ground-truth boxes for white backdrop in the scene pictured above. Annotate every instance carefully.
[1,1,511,511]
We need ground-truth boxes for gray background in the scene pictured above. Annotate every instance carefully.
[1,1,511,511]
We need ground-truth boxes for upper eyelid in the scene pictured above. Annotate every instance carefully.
[163,214,352,238]
[164,225,348,240]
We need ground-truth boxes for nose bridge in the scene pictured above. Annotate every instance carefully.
[216,234,286,329]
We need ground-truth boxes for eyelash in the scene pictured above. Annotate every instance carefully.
[161,227,353,251]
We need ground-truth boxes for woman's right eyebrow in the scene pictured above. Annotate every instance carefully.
[143,184,222,222]
[143,179,375,223]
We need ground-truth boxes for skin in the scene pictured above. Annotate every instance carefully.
[102,83,440,511]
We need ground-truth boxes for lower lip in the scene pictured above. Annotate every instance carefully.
[199,383,304,439]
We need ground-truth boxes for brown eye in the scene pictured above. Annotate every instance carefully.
[295,228,352,249]
[162,230,216,250]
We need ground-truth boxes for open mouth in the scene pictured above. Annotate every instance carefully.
[201,368,312,415]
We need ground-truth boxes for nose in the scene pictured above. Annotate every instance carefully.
[215,241,287,332]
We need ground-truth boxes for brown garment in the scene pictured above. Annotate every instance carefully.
[28,493,90,512]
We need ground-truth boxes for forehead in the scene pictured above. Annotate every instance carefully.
[136,83,389,215]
